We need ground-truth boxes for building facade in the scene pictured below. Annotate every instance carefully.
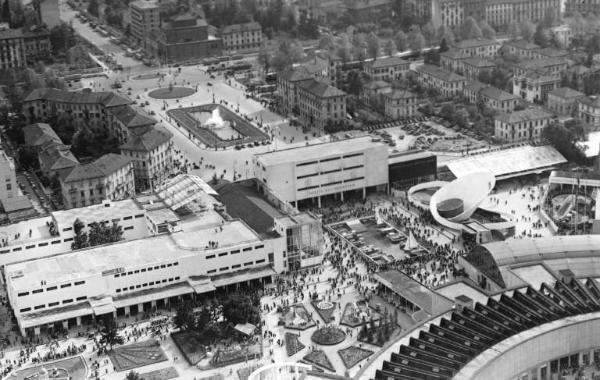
[547,87,585,116]
[513,71,561,104]
[383,90,418,119]
[364,57,410,81]
[129,0,161,50]
[0,149,17,201]
[120,126,174,192]
[296,79,347,132]
[578,96,600,128]
[253,137,389,207]
[451,38,501,58]
[415,64,466,98]
[221,22,262,54]
[494,108,553,143]
[59,154,135,209]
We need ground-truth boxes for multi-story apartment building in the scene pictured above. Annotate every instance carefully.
[513,71,561,104]
[296,78,347,132]
[494,107,553,143]
[277,67,313,115]
[451,38,501,58]
[547,87,585,116]
[479,86,521,112]
[432,0,559,29]
[0,149,17,201]
[383,90,418,119]
[23,88,131,132]
[59,153,135,209]
[460,57,496,80]
[148,14,222,62]
[129,0,161,51]
[120,126,174,192]
[221,22,262,54]
[23,123,62,153]
[513,58,568,77]
[0,26,50,69]
[440,49,470,72]
[577,96,600,128]
[361,80,392,106]
[463,80,489,103]
[502,39,540,59]
[107,104,157,143]
[415,64,466,98]
[565,0,600,18]
[346,0,393,22]
[363,57,410,81]
[38,144,80,179]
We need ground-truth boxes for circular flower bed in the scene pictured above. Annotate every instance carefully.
[317,301,334,310]
[311,326,346,346]
[148,87,195,99]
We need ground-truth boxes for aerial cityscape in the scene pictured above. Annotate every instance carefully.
[0,0,599,379]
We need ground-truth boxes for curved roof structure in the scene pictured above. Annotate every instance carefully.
[429,171,495,230]
[371,277,600,380]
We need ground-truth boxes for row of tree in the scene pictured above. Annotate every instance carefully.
[72,219,124,250]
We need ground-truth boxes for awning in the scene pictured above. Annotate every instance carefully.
[20,302,93,329]
[234,322,256,336]
[188,278,216,294]
[112,283,193,309]
[211,266,276,288]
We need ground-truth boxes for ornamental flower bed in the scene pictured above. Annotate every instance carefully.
[282,304,316,330]
[108,339,167,372]
[284,332,306,357]
[310,300,337,323]
[340,300,380,328]
[311,326,346,346]
[303,350,334,372]
[338,346,374,368]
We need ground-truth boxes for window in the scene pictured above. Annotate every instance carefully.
[143,283,148,287]
[74,281,85,286]
[154,266,159,270]
[129,286,134,290]
[46,286,57,291]
[127,272,133,275]
[62,299,73,304]
[173,262,179,266]
[124,226,134,230]
[255,245,264,249]
[34,304,45,310]
[141,268,146,272]
[17,292,29,297]
[231,250,240,254]
[116,289,121,293]
[32,289,43,294]
[123,216,132,220]
[51,240,61,245]
[136,285,141,288]
[162,279,167,283]
[206,255,215,259]
[218,252,227,257]
[243,247,252,252]
[149,281,155,285]
[160,265,166,268]
[64,238,73,242]
[320,156,340,163]
[38,242,48,247]
[256,259,266,264]
[76,296,87,301]
[20,307,31,313]
[296,160,318,167]
[62,227,72,232]
[135,214,144,218]
[147,267,153,272]
[244,262,253,266]
[60,283,71,288]
[175,276,180,281]
[207,269,216,274]
[232,264,241,269]
[134,270,140,274]
[167,263,172,267]
[48,302,59,307]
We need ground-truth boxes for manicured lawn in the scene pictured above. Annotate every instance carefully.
[284,332,306,357]
[148,86,195,99]
[140,367,179,380]
[12,356,87,380]
[338,346,374,368]
[171,331,207,365]
[303,350,334,372]
[108,339,167,372]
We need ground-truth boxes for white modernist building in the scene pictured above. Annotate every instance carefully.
[253,137,389,207]
[4,175,323,336]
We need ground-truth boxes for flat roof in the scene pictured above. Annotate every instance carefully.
[510,264,557,289]
[388,150,435,165]
[255,136,386,166]
[52,199,143,230]
[435,281,489,306]
[374,270,454,315]
[6,219,260,291]
[0,215,54,248]
[446,145,567,179]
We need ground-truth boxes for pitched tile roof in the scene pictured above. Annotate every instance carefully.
[120,126,173,152]
[495,107,553,124]
[222,22,261,34]
[440,49,470,60]
[548,87,585,99]
[61,154,132,183]
[452,38,500,49]
[504,39,540,50]
[384,89,416,99]
[366,56,409,69]
[463,80,489,93]
[461,56,496,68]
[279,67,313,82]
[24,88,130,108]
[38,144,79,172]
[480,86,520,101]
[108,105,156,128]
[297,78,346,97]
[23,123,62,148]
[415,64,465,82]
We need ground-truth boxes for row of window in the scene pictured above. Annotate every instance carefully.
[297,177,365,192]
[295,153,363,168]
[113,262,179,278]
[115,276,181,293]
[206,259,265,274]
[297,165,365,180]
[20,295,88,313]
[205,244,264,259]
[17,280,86,297]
